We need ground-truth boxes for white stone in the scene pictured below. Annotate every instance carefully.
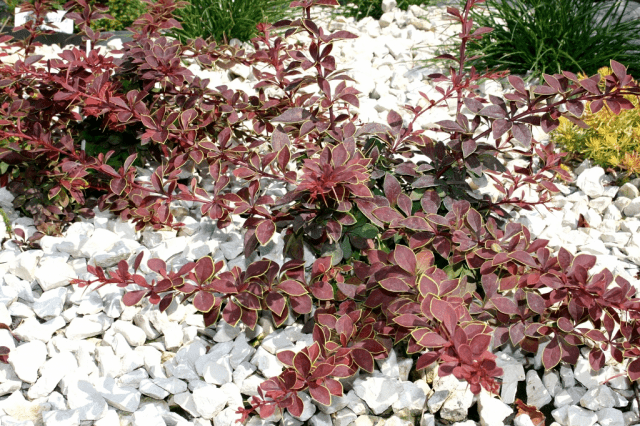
[77,290,104,315]
[496,352,525,404]
[173,391,201,418]
[9,340,47,383]
[624,198,640,217]
[230,334,256,369]
[192,383,227,419]
[379,12,394,28]
[132,403,167,426]
[13,316,65,342]
[250,346,283,378]
[3,273,34,303]
[118,368,149,388]
[574,357,605,389]
[140,379,169,399]
[392,381,426,416]
[598,407,625,426]
[162,323,183,351]
[28,351,78,399]
[580,385,616,411]
[478,390,513,426]
[11,250,43,282]
[335,408,358,426]
[80,228,120,258]
[261,330,294,354]
[113,321,147,346]
[35,258,76,291]
[42,409,81,426]
[202,354,233,385]
[65,317,104,340]
[567,405,598,426]
[382,0,397,13]
[543,370,563,397]
[95,375,141,412]
[32,287,67,319]
[66,380,109,421]
[576,167,606,198]
[153,377,188,394]
[526,370,552,408]
[353,374,403,415]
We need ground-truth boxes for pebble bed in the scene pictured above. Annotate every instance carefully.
[1,1,640,426]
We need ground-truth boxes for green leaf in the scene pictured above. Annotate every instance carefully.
[351,223,379,239]
[341,237,353,260]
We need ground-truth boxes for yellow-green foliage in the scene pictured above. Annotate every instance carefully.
[551,66,640,175]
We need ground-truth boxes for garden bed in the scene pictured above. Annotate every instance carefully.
[1,1,640,426]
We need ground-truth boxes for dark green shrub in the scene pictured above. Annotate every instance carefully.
[457,0,640,82]
[170,0,292,44]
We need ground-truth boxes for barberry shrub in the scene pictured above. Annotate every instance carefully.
[2,0,640,422]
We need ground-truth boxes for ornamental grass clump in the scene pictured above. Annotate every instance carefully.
[3,0,640,423]
[170,0,292,43]
[458,0,640,82]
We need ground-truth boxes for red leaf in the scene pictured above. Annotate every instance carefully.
[266,292,286,317]
[256,220,276,246]
[273,107,312,123]
[123,290,146,306]
[479,105,507,118]
[512,123,532,148]
[110,178,126,195]
[579,78,601,95]
[557,247,572,270]
[387,110,403,129]
[610,60,627,81]
[311,280,334,300]
[277,350,295,366]
[542,337,561,369]
[294,352,311,377]
[379,277,411,293]
[259,404,275,419]
[508,251,537,267]
[589,348,605,371]
[310,384,331,406]
[526,292,546,314]
[508,75,527,94]
[222,301,242,326]
[351,348,374,373]
[628,358,640,381]
[469,334,491,355]
[324,378,343,396]
[288,394,304,417]
[416,351,440,370]
[235,292,261,310]
[412,329,447,347]
[148,258,167,273]
[383,173,401,206]
[372,206,403,223]
[193,291,215,312]
[290,294,312,314]
[277,280,307,296]
[195,256,214,283]
[393,245,416,273]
